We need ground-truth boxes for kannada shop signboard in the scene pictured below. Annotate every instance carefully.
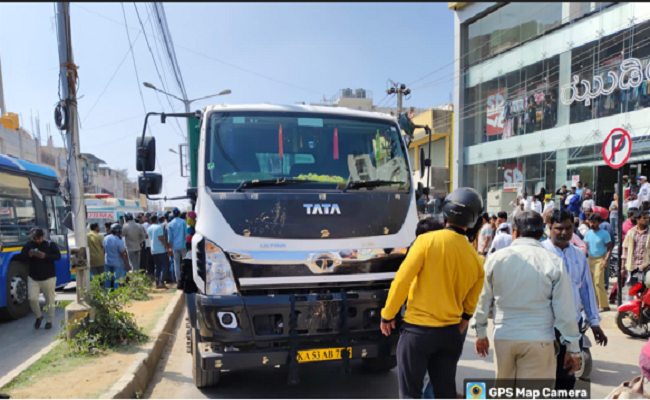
[486,89,505,136]
[504,164,523,192]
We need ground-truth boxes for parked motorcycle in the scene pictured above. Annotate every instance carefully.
[617,269,650,339]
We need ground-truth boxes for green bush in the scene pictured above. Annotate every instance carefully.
[57,271,154,354]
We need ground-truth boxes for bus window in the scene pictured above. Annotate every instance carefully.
[0,172,36,243]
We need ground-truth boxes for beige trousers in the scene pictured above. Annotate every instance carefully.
[28,277,56,323]
[588,255,609,308]
[494,340,556,389]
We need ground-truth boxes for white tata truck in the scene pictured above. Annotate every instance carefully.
[136,104,424,388]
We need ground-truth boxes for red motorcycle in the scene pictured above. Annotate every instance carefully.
[617,270,650,339]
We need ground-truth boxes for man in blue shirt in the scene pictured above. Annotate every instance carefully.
[147,215,171,289]
[103,223,130,290]
[167,208,188,284]
[542,210,607,390]
[583,213,613,312]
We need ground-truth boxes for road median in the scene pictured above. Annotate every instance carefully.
[0,288,184,399]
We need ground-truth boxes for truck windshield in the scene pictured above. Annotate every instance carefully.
[205,112,411,191]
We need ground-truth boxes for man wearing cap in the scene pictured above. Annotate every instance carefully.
[122,213,147,271]
[582,191,595,211]
[167,207,188,284]
[543,194,556,214]
[638,176,650,211]
[487,222,513,255]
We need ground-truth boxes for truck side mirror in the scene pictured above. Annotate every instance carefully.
[136,136,156,172]
[139,173,163,195]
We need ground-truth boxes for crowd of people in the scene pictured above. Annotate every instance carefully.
[21,207,197,331]
[382,181,650,399]
[85,207,195,290]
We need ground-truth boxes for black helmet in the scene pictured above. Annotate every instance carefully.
[124,212,134,221]
[442,187,483,229]
[144,212,152,218]
[110,223,123,234]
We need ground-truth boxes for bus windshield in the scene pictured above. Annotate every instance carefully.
[205,112,411,191]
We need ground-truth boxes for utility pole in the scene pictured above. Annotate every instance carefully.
[386,82,411,114]
[0,52,6,115]
[55,2,91,338]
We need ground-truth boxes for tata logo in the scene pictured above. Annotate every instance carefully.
[303,203,341,215]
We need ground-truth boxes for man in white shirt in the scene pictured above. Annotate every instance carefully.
[638,176,650,210]
[477,213,494,256]
[513,203,525,219]
[522,192,532,211]
[543,195,556,214]
[531,195,543,214]
[474,211,582,386]
[582,191,595,211]
[487,223,513,255]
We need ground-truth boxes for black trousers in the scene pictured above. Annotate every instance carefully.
[396,322,464,399]
[554,319,584,390]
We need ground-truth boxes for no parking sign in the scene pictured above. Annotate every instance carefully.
[602,128,632,169]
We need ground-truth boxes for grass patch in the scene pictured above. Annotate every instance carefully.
[1,342,94,392]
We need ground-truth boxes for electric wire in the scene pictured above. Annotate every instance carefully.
[121,3,170,198]
[134,3,184,138]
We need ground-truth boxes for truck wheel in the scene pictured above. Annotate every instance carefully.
[0,262,30,320]
[192,328,220,388]
[362,355,397,373]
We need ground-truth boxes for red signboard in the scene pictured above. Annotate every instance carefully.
[602,128,632,169]
[504,164,523,192]
[87,212,115,219]
[486,89,505,136]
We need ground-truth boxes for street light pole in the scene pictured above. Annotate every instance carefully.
[142,83,230,183]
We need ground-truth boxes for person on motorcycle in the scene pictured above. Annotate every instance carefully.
[542,209,608,390]
[380,188,485,399]
[622,209,650,292]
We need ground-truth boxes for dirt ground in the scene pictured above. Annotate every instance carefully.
[4,288,176,399]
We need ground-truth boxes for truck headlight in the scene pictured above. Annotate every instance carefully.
[205,240,238,295]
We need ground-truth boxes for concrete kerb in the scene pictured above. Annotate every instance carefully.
[102,290,185,399]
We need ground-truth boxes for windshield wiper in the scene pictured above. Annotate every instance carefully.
[234,178,319,192]
[342,180,406,192]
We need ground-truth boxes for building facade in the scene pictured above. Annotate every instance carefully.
[452,2,650,209]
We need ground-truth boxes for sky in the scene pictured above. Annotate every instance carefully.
[0,2,454,208]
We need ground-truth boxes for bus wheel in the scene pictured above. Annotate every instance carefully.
[0,262,30,320]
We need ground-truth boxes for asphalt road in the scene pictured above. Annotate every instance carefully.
[0,290,75,379]
[146,309,646,399]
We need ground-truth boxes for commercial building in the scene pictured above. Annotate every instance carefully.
[451,2,650,209]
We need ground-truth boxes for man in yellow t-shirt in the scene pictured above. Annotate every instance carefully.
[87,222,105,278]
[381,188,485,399]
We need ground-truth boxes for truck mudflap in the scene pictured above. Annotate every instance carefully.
[197,337,397,371]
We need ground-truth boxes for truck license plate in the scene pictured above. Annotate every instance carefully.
[296,347,352,363]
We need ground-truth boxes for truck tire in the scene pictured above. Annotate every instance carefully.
[192,328,220,388]
[362,355,397,373]
[0,262,30,320]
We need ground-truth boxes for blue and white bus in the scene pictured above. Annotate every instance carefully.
[0,154,71,319]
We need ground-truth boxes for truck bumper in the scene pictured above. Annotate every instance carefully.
[197,338,396,371]
[193,288,400,371]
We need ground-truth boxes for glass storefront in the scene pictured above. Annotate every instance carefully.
[460,3,650,210]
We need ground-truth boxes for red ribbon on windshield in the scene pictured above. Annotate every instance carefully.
[278,124,284,158]
[333,127,339,160]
